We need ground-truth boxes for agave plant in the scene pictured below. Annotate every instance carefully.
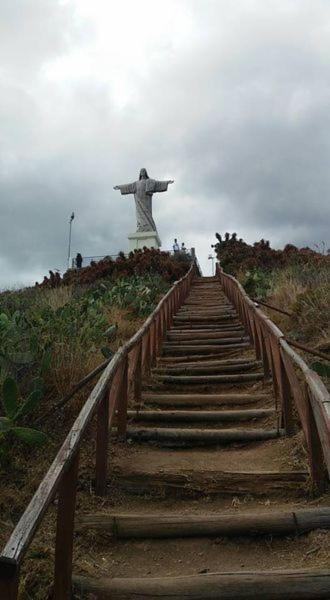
[0,377,48,446]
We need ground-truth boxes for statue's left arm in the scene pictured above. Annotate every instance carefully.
[151,179,174,193]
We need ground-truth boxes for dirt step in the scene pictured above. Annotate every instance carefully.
[141,393,269,407]
[76,507,330,538]
[127,409,275,423]
[154,373,264,385]
[162,343,251,356]
[125,426,282,447]
[111,469,308,498]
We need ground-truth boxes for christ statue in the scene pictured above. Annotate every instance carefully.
[114,168,174,233]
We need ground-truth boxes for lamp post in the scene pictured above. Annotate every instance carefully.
[208,253,215,276]
[67,212,75,269]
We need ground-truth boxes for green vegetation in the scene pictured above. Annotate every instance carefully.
[0,255,184,468]
[0,377,47,467]
[214,234,330,383]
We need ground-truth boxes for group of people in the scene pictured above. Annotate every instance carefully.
[173,238,187,253]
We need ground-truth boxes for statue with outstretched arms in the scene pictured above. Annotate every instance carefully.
[114,168,174,233]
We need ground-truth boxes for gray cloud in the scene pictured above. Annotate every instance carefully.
[1,0,330,287]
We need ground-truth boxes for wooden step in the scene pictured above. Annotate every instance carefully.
[125,426,282,446]
[141,393,269,407]
[174,315,236,323]
[170,323,242,331]
[162,343,250,356]
[177,309,236,316]
[152,362,261,378]
[153,362,261,376]
[72,570,330,599]
[167,330,246,340]
[159,350,246,362]
[157,358,257,368]
[127,409,274,423]
[164,337,249,347]
[154,373,264,385]
[157,357,257,367]
[76,506,330,538]
[111,469,308,497]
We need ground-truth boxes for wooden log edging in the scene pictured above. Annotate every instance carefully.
[113,469,309,498]
[142,393,269,407]
[126,408,274,422]
[76,506,330,538]
[125,426,282,446]
[72,569,330,599]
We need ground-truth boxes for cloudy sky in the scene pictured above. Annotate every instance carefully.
[1,0,330,287]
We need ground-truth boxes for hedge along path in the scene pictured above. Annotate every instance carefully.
[0,264,329,599]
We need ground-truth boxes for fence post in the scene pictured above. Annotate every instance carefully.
[134,341,142,406]
[53,451,79,599]
[276,349,294,434]
[117,356,128,438]
[142,331,151,377]
[95,391,110,496]
[305,385,326,493]
[0,560,19,600]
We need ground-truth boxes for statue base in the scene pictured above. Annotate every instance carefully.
[128,230,161,251]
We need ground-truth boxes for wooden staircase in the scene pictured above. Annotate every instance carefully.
[73,276,330,599]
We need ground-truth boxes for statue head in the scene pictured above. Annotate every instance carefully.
[139,168,149,180]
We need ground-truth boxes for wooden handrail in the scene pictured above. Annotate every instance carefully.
[0,260,198,599]
[216,263,330,490]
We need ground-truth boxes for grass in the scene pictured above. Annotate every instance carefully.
[0,271,172,570]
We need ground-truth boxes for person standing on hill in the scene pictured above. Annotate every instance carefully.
[76,253,83,269]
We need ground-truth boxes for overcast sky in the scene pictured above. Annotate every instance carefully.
[1,0,330,287]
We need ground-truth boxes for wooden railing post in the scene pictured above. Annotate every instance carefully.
[117,356,128,438]
[95,391,110,496]
[149,320,156,366]
[134,341,142,406]
[277,349,294,434]
[305,384,326,493]
[0,560,19,600]
[142,331,151,377]
[53,451,79,600]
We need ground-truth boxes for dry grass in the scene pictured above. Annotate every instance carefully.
[37,285,74,311]
[267,263,330,346]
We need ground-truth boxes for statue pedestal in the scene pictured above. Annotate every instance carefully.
[128,231,161,251]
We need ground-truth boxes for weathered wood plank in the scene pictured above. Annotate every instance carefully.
[142,393,268,407]
[113,468,308,498]
[72,569,330,599]
[125,426,282,447]
[76,507,330,538]
[127,409,274,423]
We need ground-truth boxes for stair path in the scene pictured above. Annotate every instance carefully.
[73,276,330,599]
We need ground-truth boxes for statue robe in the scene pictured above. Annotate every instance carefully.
[116,178,171,232]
